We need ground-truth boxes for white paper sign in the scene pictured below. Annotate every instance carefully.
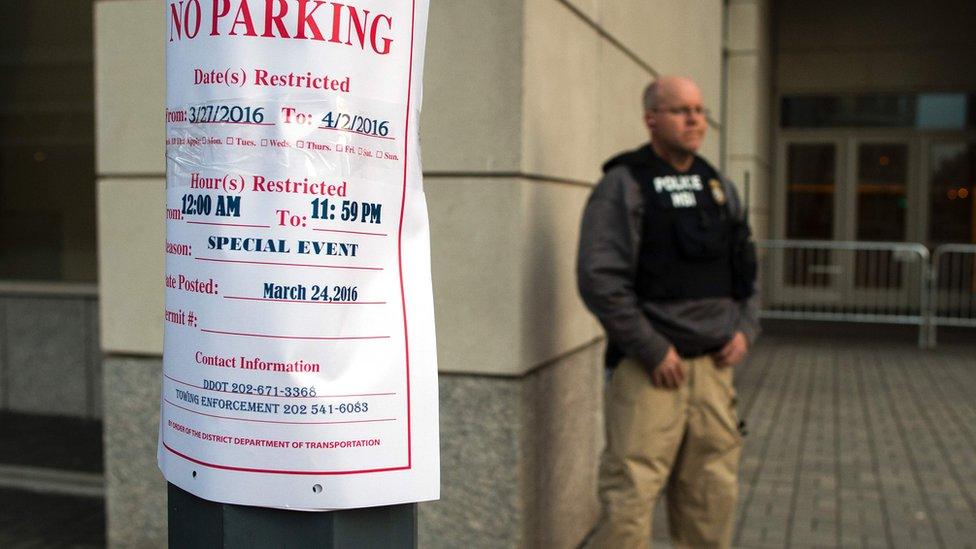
[158,0,438,510]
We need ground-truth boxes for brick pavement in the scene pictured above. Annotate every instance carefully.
[3,330,976,548]
[650,330,976,549]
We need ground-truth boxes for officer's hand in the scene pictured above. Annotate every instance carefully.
[714,331,748,368]
[651,347,684,389]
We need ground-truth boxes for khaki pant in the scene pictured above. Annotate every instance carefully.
[589,356,742,549]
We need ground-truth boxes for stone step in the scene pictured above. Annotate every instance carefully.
[0,464,103,498]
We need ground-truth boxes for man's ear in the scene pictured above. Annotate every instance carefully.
[644,110,655,132]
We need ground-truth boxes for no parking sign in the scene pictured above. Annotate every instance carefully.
[158,0,438,510]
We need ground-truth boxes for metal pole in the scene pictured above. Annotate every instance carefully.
[919,257,930,349]
[168,483,417,549]
[928,249,941,348]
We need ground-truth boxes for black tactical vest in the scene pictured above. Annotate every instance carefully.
[632,160,734,302]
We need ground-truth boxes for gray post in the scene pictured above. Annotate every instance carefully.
[168,483,417,548]
[925,258,938,348]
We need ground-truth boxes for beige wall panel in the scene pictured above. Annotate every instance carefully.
[562,0,600,22]
[599,0,724,122]
[727,54,761,158]
[728,0,761,52]
[421,0,523,172]
[426,176,600,376]
[700,126,721,168]
[426,177,524,375]
[522,0,602,182]
[754,208,769,240]
[756,50,772,162]
[95,0,164,175]
[751,211,770,243]
[519,181,601,368]
[732,0,773,166]
[596,42,655,174]
[727,158,771,220]
[524,1,725,180]
[727,156,771,242]
[97,178,164,355]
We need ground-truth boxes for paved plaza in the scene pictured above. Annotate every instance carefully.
[653,326,976,548]
[1,325,975,548]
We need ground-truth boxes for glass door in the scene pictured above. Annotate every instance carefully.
[926,140,976,316]
[843,138,917,312]
[768,137,846,308]
[771,134,920,311]
[927,141,975,247]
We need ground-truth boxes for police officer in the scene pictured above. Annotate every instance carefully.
[577,76,759,548]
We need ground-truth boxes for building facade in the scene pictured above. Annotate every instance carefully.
[3,0,973,547]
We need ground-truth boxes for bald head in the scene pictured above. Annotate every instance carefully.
[643,76,707,162]
[642,76,702,113]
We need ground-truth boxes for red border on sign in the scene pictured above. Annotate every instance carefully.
[164,442,410,475]
[164,0,420,476]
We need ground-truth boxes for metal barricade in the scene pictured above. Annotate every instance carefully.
[928,244,976,346]
[757,240,931,347]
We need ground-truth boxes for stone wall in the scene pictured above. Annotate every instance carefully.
[102,357,165,547]
[726,0,773,239]
[421,340,604,548]
[0,289,100,419]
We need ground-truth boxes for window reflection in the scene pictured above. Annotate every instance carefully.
[855,144,908,288]
[929,143,975,246]
[0,1,95,281]
[781,93,975,129]
[785,144,835,287]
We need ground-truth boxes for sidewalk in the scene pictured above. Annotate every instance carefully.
[653,325,976,548]
[1,327,974,548]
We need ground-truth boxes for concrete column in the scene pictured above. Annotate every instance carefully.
[419,1,726,546]
[94,1,729,547]
[725,0,773,239]
[94,1,167,546]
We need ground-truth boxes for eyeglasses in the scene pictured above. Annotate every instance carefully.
[653,106,709,118]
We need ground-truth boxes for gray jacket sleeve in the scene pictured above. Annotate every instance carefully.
[576,170,671,370]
